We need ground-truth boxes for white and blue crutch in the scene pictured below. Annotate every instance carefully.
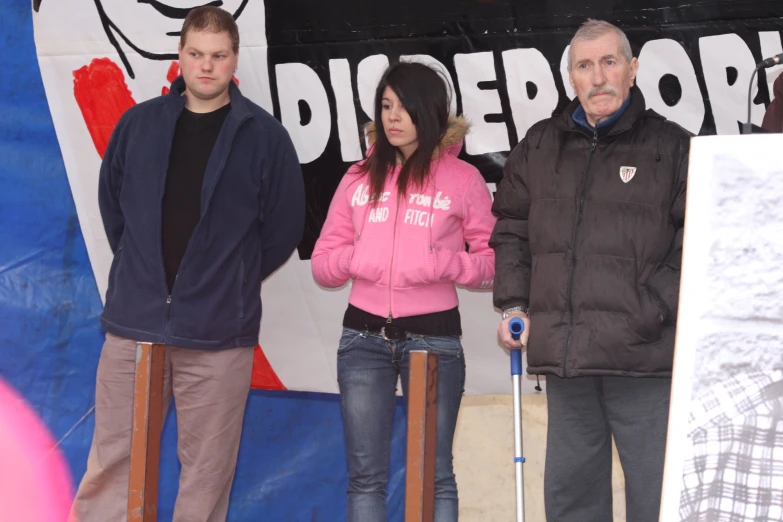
[509,317,526,522]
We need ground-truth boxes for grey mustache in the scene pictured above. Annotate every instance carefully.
[588,86,618,98]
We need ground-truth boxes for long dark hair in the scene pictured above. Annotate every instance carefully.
[358,62,450,202]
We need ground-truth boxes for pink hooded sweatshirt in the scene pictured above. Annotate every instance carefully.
[311,116,496,320]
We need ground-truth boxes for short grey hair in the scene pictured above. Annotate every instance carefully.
[568,19,633,69]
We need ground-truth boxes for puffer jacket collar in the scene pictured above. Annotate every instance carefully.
[555,85,648,138]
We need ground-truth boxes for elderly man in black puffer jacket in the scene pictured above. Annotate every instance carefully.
[491,18,691,522]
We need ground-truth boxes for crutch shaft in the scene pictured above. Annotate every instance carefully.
[513,373,525,522]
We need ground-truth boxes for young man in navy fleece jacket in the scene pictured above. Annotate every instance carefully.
[69,7,304,522]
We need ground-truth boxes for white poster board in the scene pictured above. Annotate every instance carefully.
[660,134,783,521]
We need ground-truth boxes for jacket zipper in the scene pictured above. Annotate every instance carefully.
[159,113,251,341]
[164,294,172,338]
[387,197,402,323]
[563,130,599,376]
[159,117,177,340]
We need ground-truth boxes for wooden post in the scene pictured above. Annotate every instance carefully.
[128,343,166,522]
[405,350,439,522]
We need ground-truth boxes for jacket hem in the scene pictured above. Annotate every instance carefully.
[349,279,459,318]
[101,316,257,351]
[526,365,672,378]
[101,317,165,345]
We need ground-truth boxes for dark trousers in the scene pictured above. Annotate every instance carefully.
[544,375,672,522]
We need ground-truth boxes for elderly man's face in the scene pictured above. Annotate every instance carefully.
[569,31,638,126]
[97,0,246,57]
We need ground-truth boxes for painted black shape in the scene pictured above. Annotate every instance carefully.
[526,81,538,100]
[484,113,506,123]
[726,66,738,86]
[753,88,765,106]
[477,80,498,90]
[298,100,312,126]
[93,0,137,78]
[659,74,682,107]
[137,0,224,20]
[33,0,42,12]
[92,0,248,78]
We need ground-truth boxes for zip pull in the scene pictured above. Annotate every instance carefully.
[166,295,172,304]
[592,131,598,151]
[387,312,393,324]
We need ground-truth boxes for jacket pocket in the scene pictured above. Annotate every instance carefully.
[106,244,123,303]
[349,232,390,284]
[237,259,245,320]
[395,234,438,288]
[635,285,663,342]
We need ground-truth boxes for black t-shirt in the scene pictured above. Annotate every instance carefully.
[161,103,231,292]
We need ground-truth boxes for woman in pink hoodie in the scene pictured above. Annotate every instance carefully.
[312,62,495,522]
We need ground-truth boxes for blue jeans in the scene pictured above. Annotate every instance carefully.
[337,328,466,522]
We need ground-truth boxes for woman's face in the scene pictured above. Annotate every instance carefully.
[381,86,418,159]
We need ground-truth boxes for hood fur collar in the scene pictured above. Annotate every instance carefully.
[364,116,470,161]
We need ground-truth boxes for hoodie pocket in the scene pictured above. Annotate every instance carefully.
[395,234,438,288]
[349,232,390,284]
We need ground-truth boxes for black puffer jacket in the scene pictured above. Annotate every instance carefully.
[490,86,690,378]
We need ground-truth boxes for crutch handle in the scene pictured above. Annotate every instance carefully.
[509,318,525,376]
[509,317,524,340]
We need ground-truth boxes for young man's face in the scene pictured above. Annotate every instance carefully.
[178,30,239,103]
[97,0,246,57]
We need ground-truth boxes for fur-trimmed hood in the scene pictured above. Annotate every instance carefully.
[363,115,470,161]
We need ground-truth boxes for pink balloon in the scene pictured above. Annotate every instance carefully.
[0,378,73,521]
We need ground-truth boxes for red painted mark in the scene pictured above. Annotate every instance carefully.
[162,61,181,95]
[250,344,287,390]
[166,61,180,83]
[73,58,136,159]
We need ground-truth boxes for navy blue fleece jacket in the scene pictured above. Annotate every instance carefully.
[98,77,304,350]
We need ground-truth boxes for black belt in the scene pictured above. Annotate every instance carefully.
[366,325,409,340]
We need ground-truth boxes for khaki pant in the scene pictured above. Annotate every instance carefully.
[69,333,254,522]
